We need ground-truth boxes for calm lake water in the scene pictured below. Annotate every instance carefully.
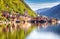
[26,24,60,39]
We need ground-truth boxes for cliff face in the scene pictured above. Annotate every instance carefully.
[0,0,36,17]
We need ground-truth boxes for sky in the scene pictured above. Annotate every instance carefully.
[25,0,60,11]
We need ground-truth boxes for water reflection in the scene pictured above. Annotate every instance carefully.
[26,22,60,39]
[26,29,60,39]
[26,25,60,39]
[0,19,60,39]
[0,19,59,32]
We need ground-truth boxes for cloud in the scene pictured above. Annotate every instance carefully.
[26,2,60,11]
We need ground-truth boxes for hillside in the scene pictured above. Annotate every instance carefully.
[36,4,60,19]
[0,0,37,39]
[36,8,50,15]
[0,0,36,17]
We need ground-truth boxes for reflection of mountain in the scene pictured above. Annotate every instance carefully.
[36,4,60,19]
[26,24,60,39]
[39,24,60,35]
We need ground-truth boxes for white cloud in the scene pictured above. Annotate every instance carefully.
[26,2,60,11]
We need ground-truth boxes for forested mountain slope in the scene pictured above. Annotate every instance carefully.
[0,0,36,17]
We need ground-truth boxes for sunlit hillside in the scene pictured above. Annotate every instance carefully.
[0,0,37,39]
[0,0,37,17]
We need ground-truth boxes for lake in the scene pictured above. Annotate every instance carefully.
[26,24,60,39]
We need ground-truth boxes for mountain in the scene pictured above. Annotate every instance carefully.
[36,8,50,13]
[0,0,36,17]
[36,4,60,19]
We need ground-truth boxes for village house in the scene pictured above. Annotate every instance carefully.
[2,11,10,19]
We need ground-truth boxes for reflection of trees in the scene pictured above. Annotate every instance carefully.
[0,20,58,39]
[0,23,35,39]
[31,21,58,28]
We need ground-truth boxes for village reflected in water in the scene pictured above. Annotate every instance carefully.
[0,11,60,39]
[0,15,59,33]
